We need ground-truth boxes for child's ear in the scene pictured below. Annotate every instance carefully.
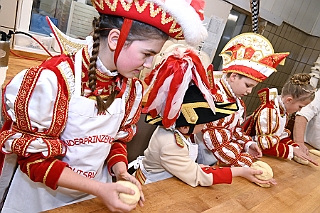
[229,73,238,82]
[285,96,293,103]
[107,29,120,51]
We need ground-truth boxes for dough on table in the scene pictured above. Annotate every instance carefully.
[251,161,273,187]
[309,149,320,157]
[293,156,309,165]
[117,180,140,205]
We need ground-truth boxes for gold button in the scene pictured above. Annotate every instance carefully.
[190,117,197,122]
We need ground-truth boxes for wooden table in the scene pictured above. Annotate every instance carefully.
[45,151,320,213]
[4,50,47,86]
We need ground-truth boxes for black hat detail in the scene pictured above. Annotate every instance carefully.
[145,85,238,127]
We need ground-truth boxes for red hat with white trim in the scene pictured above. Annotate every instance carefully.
[91,0,207,65]
[219,33,290,82]
[91,0,207,45]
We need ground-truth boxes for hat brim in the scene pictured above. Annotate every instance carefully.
[145,101,238,127]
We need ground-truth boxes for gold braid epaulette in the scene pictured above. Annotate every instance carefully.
[174,132,184,148]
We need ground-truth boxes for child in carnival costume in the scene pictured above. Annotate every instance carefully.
[131,46,276,187]
[244,73,318,166]
[197,33,290,167]
[0,0,208,212]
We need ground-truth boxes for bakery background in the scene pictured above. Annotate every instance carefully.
[1,0,320,114]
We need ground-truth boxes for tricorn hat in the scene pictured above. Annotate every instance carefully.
[143,46,238,128]
[145,85,238,127]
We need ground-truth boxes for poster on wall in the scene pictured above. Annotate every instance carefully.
[202,15,225,61]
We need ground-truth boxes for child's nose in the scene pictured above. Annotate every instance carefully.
[143,56,154,69]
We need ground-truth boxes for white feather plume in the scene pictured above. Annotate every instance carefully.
[167,59,193,119]
[192,66,216,113]
[147,74,174,115]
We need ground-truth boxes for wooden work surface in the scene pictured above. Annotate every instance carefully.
[45,151,320,213]
[4,50,47,86]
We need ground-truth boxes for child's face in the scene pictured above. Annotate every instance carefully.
[283,96,312,114]
[193,124,206,134]
[228,73,259,98]
[177,124,206,135]
[116,38,166,78]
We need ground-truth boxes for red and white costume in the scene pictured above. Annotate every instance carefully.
[0,37,142,212]
[244,88,297,159]
[198,33,289,168]
[201,75,255,167]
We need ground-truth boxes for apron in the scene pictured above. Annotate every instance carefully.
[133,130,198,184]
[1,49,126,213]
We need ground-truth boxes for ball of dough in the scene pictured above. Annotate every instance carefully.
[117,180,140,205]
[251,161,273,187]
[293,156,309,165]
[309,149,320,157]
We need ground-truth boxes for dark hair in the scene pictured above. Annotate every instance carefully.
[89,15,169,114]
[281,73,316,101]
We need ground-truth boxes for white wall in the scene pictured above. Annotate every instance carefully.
[224,0,320,37]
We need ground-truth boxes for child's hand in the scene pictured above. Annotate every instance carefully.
[113,162,145,206]
[296,142,309,155]
[248,143,262,158]
[231,167,277,186]
[249,169,277,185]
[96,182,138,212]
[293,147,318,166]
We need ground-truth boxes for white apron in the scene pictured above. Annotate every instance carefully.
[133,130,198,184]
[2,50,126,213]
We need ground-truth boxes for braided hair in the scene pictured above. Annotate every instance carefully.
[281,73,316,101]
[89,15,169,114]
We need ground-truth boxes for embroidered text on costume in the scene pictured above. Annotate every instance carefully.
[70,167,97,178]
[65,135,114,146]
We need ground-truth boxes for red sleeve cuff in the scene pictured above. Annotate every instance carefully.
[18,154,68,190]
[202,166,232,185]
[106,142,128,174]
[45,160,68,189]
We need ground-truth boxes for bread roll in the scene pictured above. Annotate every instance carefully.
[251,161,273,187]
[117,180,140,205]
[309,149,320,157]
[293,156,309,165]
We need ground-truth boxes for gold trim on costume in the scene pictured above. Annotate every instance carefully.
[174,132,184,148]
[135,167,146,185]
[146,115,163,125]
[26,158,46,177]
[43,159,59,185]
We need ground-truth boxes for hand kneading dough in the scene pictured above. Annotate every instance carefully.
[293,156,309,165]
[117,181,140,205]
[309,149,320,157]
[251,161,273,187]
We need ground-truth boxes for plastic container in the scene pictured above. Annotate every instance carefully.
[14,32,53,52]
